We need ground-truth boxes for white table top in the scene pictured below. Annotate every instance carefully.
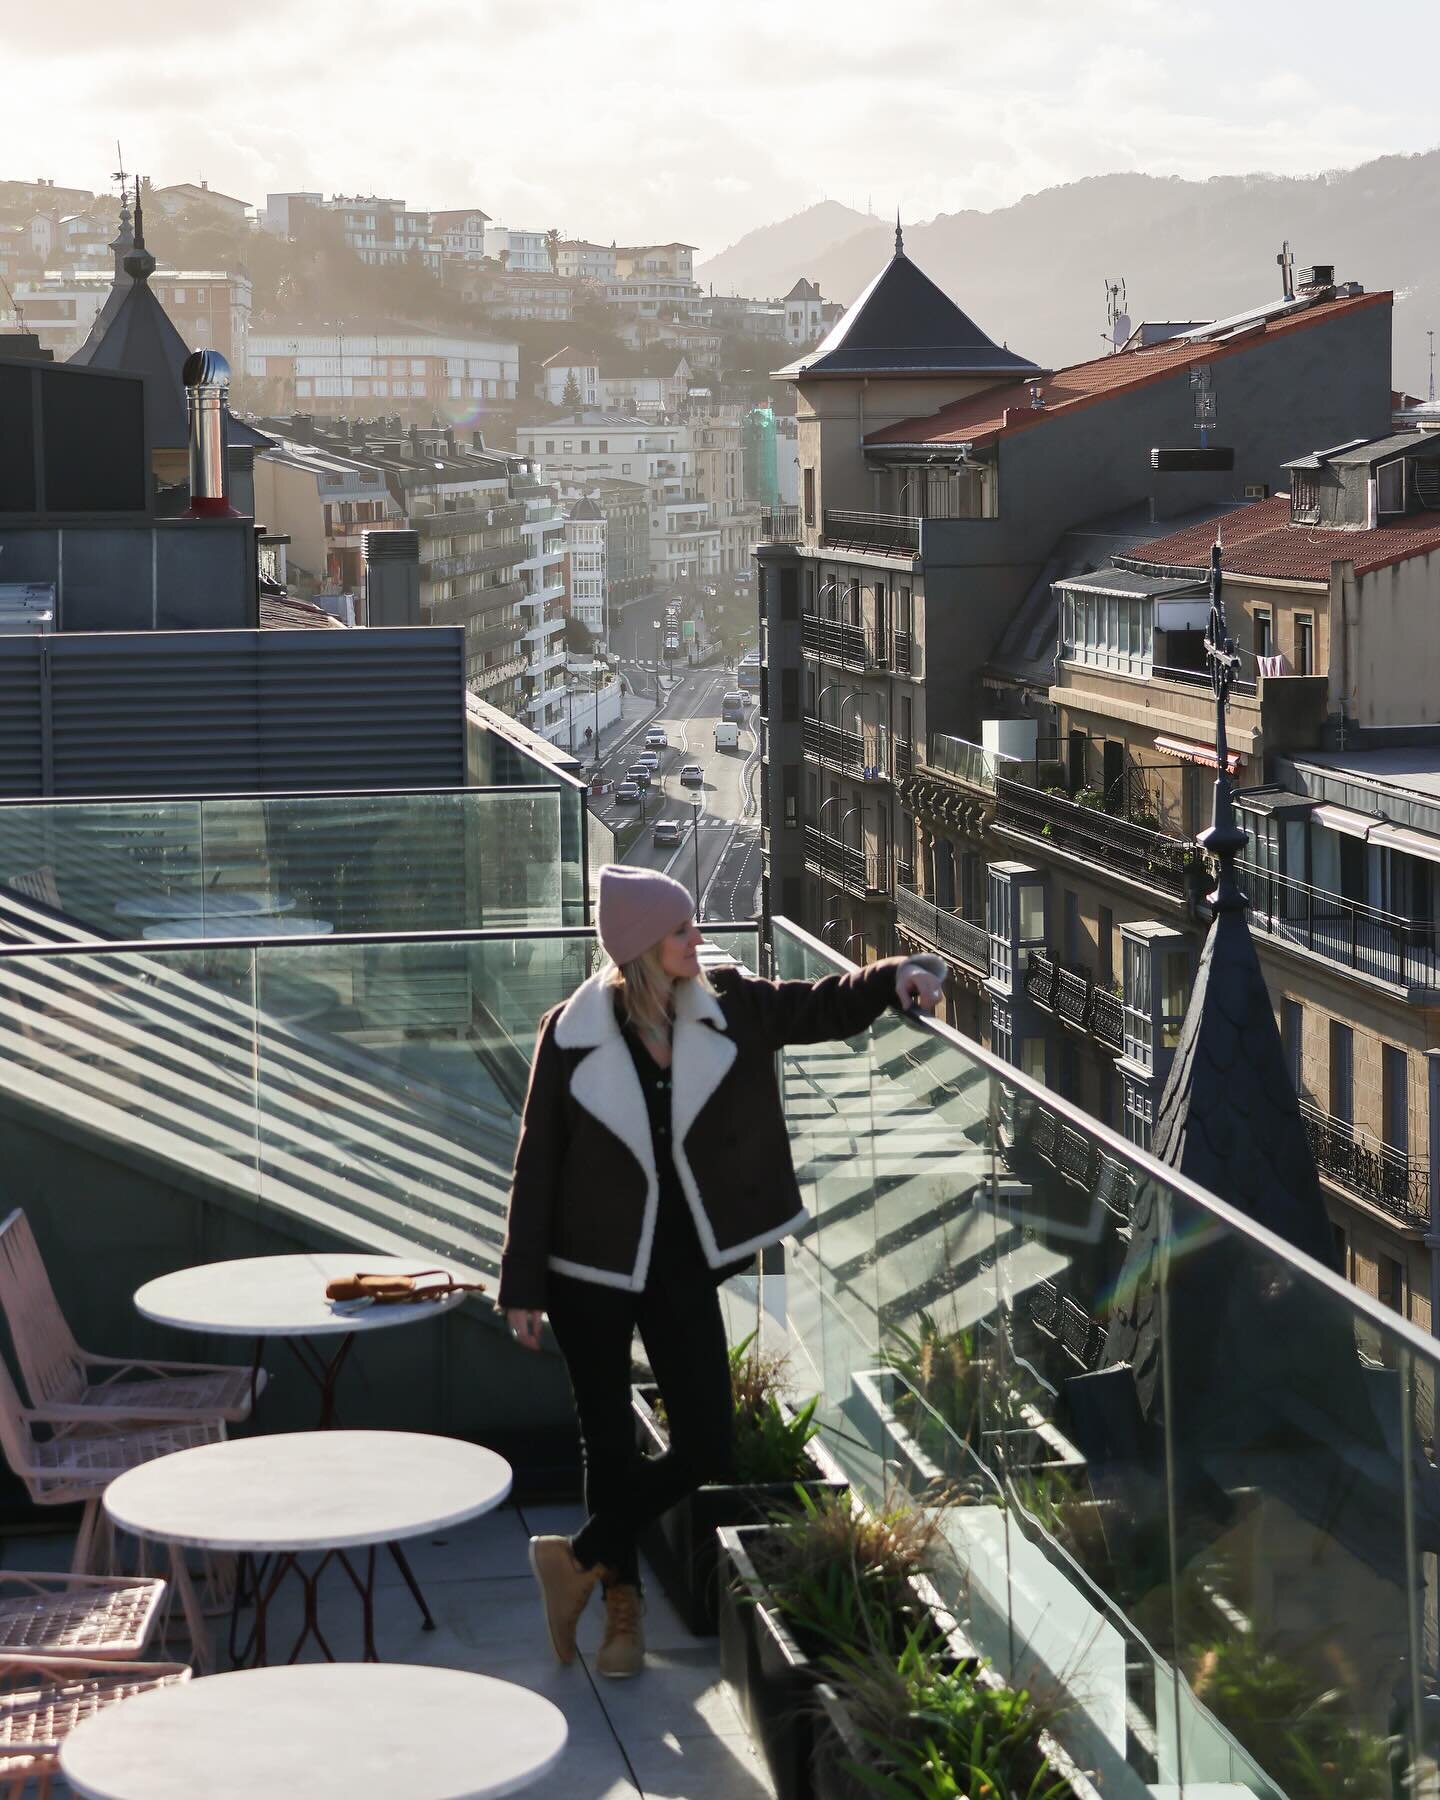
[104,1429,512,1553]
[140,915,333,939]
[133,1252,479,1338]
[60,1663,566,1800]
[114,891,297,921]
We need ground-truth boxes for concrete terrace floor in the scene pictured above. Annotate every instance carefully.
[1,1502,775,1800]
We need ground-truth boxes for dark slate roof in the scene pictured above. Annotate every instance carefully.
[773,244,1039,380]
[70,221,268,451]
[568,496,603,520]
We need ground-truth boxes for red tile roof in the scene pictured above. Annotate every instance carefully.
[864,290,1390,450]
[1122,492,1440,582]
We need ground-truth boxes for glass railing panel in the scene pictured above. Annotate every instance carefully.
[0,941,261,1205]
[251,930,600,1274]
[1159,1183,1432,1798]
[0,790,569,941]
[701,927,760,972]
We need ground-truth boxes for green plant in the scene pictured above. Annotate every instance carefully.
[828,1633,1072,1799]
[886,1315,990,1462]
[1187,1635,1393,1798]
[1073,786,1105,811]
[753,1486,947,1659]
[653,1333,820,1484]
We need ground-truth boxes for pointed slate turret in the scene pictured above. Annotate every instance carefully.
[69,180,268,453]
[774,227,1041,380]
[70,185,135,366]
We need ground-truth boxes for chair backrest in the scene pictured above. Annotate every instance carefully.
[0,1209,85,1409]
[0,1340,44,1495]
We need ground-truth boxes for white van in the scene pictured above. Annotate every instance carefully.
[713,720,740,750]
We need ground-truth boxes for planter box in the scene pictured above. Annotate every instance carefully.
[632,1384,847,1635]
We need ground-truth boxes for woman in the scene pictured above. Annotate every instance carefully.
[500,864,941,1678]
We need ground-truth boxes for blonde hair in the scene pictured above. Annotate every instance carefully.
[603,941,715,1039]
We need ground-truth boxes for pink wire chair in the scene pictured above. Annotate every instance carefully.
[0,1210,265,1427]
[0,1654,190,1798]
[0,1573,166,1662]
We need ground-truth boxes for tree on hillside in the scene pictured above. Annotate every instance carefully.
[545,227,562,273]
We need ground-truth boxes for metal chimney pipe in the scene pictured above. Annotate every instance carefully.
[363,529,420,626]
[183,349,237,517]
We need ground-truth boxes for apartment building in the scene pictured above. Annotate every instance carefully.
[781,277,843,345]
[517,412,753,582]
[554,240,617,282]
[755,231,1393,960]
[539,348,691,414]
[485,227,551,273]
[431,208,491,263]
[553,476,650,605]
[704,293,787,341]
[252,436,403,595]
[606,243,702,321]
[244,331,519,418]
[147,181,251,224]
[5,263,252,364]
[462,268,578,322]
[690,413,760,572]
[562,496,607,638]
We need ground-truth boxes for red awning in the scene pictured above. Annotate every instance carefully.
[1152,734,1244,774]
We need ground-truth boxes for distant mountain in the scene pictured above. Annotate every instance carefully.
[741,154,1440,389]
[696,201,881,300]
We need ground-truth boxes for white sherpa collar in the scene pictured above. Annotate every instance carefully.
[553,970,727,1050]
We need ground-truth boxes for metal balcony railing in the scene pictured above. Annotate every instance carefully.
[1025,949,1058,1009]
[802,715,862,774]
[1054,965,1090,1028]
[423,541,523,583]
[1152,661,1257,698]
[894,883,988,973]
[820,510,920,556]
[1299,1100,1430,1227]
[995,778,1198,898]
[803,827,889,897]
[1091,985,1123,1050]
[893,630,918,676]
[925,733,1020,791]
[759,506,802,543]
[1240,866,1439,990]
[801,615,872,668]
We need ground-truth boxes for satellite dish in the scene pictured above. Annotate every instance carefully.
[1112,312,1132,349]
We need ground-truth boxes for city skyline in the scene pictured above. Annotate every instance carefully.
[5,0,1434,256]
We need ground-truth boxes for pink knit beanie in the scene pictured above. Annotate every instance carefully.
[597,864,694,966]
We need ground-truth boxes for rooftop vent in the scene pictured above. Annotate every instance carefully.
[1298,264,1335,294]
[183,349,237,518]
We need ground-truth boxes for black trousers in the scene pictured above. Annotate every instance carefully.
[546,1267,736,1585]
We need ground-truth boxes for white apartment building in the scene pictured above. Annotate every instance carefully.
[606,243,701,321]
[782,278,842,345]
[517,413,758,582]
[431,209,490,263]
[485,227,551,273]
[555,240,617,282]
[564,497,607,639]
[261,193,440,273]
[245,333,518,413]
[540,349,691,415]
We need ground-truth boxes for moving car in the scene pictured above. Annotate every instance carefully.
[636,751,660,769]
[680,763,705,786]
[721,692,748,723]
[652,819,682,847]
[645,728,667,748]
[625,765,651,789]
[713,722,739,750]
[616,781,641,803]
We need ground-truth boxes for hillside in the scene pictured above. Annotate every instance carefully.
[752,154,1440,390]
[696,200,880,299]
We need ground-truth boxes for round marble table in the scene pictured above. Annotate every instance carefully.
[114,892,297,923]
[104,1431,512,1671]
[134,1253,477,1427]
[60,1663,567,1800]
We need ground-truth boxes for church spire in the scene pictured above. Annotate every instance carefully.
[123,178,155,284]
[894,210,904,257]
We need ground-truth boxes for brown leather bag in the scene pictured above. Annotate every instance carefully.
[324,1269,485,1306]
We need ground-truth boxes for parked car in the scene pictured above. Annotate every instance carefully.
[680,764,705,787]
[653,819,682,847]
[625,765,651,789]
[645,728,668,748]
[616,781,641,803]
[637,751,661,769]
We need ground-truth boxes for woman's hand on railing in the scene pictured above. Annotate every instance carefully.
[897,958,945,1015]
[507,1308,545,1352]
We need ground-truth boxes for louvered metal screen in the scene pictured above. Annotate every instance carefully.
[0,628,466,798]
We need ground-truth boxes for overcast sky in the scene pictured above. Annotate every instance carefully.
[5,0,1431,259]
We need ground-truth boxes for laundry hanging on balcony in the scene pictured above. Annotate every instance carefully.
[1152,734,1245,774]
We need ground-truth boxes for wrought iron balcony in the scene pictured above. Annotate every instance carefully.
[819,509,920,557]
[1054,965,1090,1028]
[995,778,1198,898]
[1299,1100,1429,1227]
[892,630,919,677]
[803,827,889,898]
[802,715,862,773]
[759,506,802,543]
[801,615,870,668]
[894,883,989,973]
[1024,949,1058,1009]
[1091,985,1123,1050]
[1241,866,1439,990]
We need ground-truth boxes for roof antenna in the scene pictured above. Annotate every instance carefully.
[1429,329,1435,405]
[894,210,904,257]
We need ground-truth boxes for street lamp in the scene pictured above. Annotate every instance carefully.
[692,795,702,912]
[652,618,662,701]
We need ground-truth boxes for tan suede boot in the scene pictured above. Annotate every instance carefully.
[595,1579,645,1678]
[528,1536,599,1665]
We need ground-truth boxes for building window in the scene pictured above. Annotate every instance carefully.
[1098,906,1114,988]
[1329,1020,1353,1126]
[803,467,816,527]
[1295,614,1314,675]
[1377,459,1405,516]
[1060,588,1153,676]
[1383,1043,1409,1158]
[1379,1254,1404,1315]
[1281,999,1303,1095]
[1123,938,1151,1067]
[1254,608,1273,658]
[1291,473,1320,522]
